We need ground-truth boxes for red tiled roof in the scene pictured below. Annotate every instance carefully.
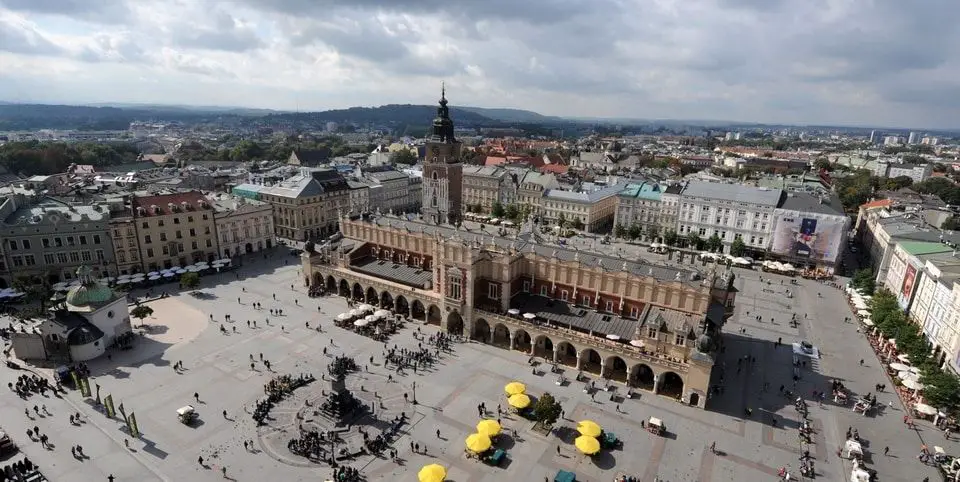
[540,164,568,174]
[132,191,211,217]
[858,199,893,210]
[484,156,507,166]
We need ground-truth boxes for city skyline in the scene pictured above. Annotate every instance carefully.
[0,0,958,129]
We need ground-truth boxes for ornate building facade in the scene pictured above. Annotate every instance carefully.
[303,213,735,408]
[421,87,463,225]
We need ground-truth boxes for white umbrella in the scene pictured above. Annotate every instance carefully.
[507,309,521,315]
[147,271,160,277]
[187,266,200,272]
[889,362,911,372]
[349,309,363,318]
[175,269,187,274]
[336,313,351,321]
[606,334,621,340]
[116,274,131,280]
[364,314,379,322]
[116,279,130,285]
[857,309,871,317]
[908,366,920,374]
[782,263,795,271]
[104,277,117,282]
[853,300,868,309]
[902,379,924,391]
[898,371,920,382]
[898,354,910,363]
[374,309,391,318]
[523,313,537,320]
[353,319,368,327]
[148,275,161,281]
[217,258,232,264]
[169,265,181,271]
[863,319,875,327]
[358,304,374,312]
[131,276,146,283]
[915,403,937,415]
[629,340,645,347]
[163,272,176,278]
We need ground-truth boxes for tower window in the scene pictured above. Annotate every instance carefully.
[432,171,439,180]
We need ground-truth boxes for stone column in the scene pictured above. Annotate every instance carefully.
[553,346,560,363]
[599,359,607,378]
[576,352,584,370]
[509,333,516,350]
[500,282,510,312]
[652,375,660,394]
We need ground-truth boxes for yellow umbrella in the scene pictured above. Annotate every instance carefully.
[577,420,602,438]
[504,381,526,396]
[508,393,531,409]
[575,435,601,455]
[465,433,492,453]
[476,419,502,437]
[418,463,446,482]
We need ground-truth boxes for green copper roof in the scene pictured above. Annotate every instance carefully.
[899,241,952,257]
[65,283,116,307]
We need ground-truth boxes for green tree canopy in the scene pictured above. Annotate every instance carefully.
[491,202,505,218]
[706,234,723,252]
[628,224,642,240]
[663,230,679,246]
[180,272,201,290]
[532,392,563,426]
[850,269,876,295]
[129,304,154,326]
[687,233,702,250]
[389,149,418,165]
[730,237,746,257]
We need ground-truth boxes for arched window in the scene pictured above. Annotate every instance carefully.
[432,171,439,180]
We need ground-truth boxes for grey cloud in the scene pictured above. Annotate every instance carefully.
[0,0,131,23]
[170,12,264,53]
[0,17,64,55]
[76,34,146,63]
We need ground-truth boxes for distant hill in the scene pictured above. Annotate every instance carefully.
[0,103,249,131]
[460,106,561,123]
[264,104,499,127]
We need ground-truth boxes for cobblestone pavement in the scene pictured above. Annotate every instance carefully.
[0,250,942,481]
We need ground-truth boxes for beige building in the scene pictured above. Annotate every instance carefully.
[259,168,351,242]
[304,213,736,408]
[109,212,142,276]
[131,191,219,271]
[541,184,622,233]
[514,171,559,217]
[208,193,275,258]
[462,166,517,213]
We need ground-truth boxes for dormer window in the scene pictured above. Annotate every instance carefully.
[647,327,658,339]
[674,333,686,346]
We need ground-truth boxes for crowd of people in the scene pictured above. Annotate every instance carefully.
[8,373,54,399]
[1,457,39,481]
[328,356,359,378]
[252,373,315,425]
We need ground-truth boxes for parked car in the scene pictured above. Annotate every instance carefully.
[289,248,303,256]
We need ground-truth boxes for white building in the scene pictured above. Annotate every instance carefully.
[676,181,782,255]
[209,194,276,258]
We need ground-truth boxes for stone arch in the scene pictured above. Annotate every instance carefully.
[339,279,351,297]
[532,334,554,359]
[312,272,323,287]
[492,323,511,348]
[473,318,491,343]
[579,348,602,374]
[395,295,410,318]
[352,282,364,300]
[604,355,628,382]
[326,275,336,293]
[447,311,463,335]
[513,329,532,353]
[659,371,684,399]
[556,341,578,367]
[427,304,442,326]
[366,287,378,304]
[629,364,655,390]
[380,291,393,309]
[411,300,426,321]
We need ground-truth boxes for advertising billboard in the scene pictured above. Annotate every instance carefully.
[770,213,846,263]
[901,265,918,300]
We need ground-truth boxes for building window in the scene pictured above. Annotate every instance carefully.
[42,238,50,248]
[22,239,31,249]
[67,236,75,246]
[69,252,80,262]
[582,295,590,306]
[176,230,183,239]
[141,222,149,229]
[605,300,614,312]
[174,217,180,224]
[81,251,92,262]
[178,243,184,252]
[648,327,658,339]
[57,252,68,264]
[188,216,194,223]
[93,235,101,244]
[522,281,531,292]
[7,240,16,250]
[118,252,126,263]
[630,306,639,318]
[54,238,62,247]
[43,253,55,264]
[560,290,569,301]
[192,241,198,250]
[79,235,87,245]
[128,249,137,260]
[162,246,169,255]
[147,248,155,257]
[11,256,23,267]
[674,333,685,346]
[205,239,212,248]
[127,239,136,247]
[189,228,196,236]
[448,275,462,300]
[203,214,208,220]
[24,255,35,266]
[160,233,167,242]
[144,235,152,244]
[488,283,500,300]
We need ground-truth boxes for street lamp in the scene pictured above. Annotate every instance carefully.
[412,381,418,405]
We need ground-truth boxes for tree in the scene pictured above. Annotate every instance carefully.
[687,233,702,250]
[730,237,746,257]
[663,230,678,246]
[614,224,628,239]
[921,369,960,413]
[571,218,585,231]
[180,272,201,291]
[706,234,723,252]
[389,149,418,165]
[13,275,53,312]
[944,216,960,231]
[532,392,562,426]
[628,224,642,240]
[504,204,521,223]
[129,304,154,327]
[491,202,505,218]
[557,212,567,229]
[851,269,876,295]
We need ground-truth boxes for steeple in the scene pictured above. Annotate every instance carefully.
[431,82,456,144]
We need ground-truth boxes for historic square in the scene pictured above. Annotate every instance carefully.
[0,246,944,482]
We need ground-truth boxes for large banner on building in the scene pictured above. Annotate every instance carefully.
[902,265,918,300]
[770,213,846,262]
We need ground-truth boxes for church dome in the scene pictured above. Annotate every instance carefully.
[65,265,118,309]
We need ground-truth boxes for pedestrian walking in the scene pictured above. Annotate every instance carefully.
[194,392,200,402]
[222,466,227,478]
[436,429,440,438]
[556,445,560,455]
[198,455,204,465]
[884,446,889,456]
[222,410,227,419]
[859,359,864,366]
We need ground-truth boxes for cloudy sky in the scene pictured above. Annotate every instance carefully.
[0,0,957,128]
